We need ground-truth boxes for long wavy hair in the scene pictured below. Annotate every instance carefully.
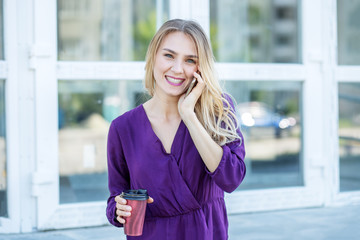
[144,19,241,146]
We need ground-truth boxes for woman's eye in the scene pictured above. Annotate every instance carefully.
[186,59,196,64]
[165,54,173,58]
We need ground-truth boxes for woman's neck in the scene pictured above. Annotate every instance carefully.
[145,93,180,121]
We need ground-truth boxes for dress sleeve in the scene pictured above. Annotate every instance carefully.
[206,130,246,193]
[206,94,246,193]
[106,121,130,227]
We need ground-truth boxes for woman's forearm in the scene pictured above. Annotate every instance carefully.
[182,112,223,173]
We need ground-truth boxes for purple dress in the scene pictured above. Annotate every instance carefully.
[106,104,246,240]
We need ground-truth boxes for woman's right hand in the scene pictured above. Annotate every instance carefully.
[114,195,154,224]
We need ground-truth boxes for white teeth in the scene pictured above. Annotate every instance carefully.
[166,76,183,84]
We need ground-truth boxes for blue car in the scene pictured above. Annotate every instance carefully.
[237,102,296,138]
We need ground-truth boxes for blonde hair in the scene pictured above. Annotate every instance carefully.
[144,19,241,146]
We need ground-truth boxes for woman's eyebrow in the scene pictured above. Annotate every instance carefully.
[162,48,198,59]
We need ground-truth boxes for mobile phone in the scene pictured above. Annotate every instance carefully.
[185,78,197,97]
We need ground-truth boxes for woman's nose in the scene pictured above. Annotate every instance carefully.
[171,60,184,73]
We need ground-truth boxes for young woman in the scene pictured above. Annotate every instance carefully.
[106,19,246,239]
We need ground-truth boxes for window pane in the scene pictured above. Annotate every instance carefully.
[58,80,148,203]
[0,80,7,216]
[210,0,300,63]
[57,0,169,61]
[337,0,360,65]
[339,83,360,192]
[225,81,303,189]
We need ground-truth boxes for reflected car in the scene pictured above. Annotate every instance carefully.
[237,102,296,138]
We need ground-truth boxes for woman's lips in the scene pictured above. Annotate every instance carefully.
[165,75,185,86]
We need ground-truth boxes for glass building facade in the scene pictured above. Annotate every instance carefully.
[0,0,359,233]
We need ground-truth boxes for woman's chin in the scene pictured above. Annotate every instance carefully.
[167,90,185,97]
[155,85,186,98]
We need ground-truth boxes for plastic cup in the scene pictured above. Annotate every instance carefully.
[121,189,149,236]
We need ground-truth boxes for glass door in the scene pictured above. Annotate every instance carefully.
[0,0,21,233]
[335,0,360,204]
[35,0,334,230]
[211,0,326,213]
[36,0,170,230]
[57,0,169,205]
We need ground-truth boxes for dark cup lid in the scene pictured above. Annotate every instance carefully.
[121,189,149,200]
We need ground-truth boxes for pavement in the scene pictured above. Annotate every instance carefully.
[1,204,360,240]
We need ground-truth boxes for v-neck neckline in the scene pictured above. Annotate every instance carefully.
[140,104,183,155]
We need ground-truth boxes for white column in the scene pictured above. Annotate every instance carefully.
[32,0,58,230]
[321,0,340,205]
[302,0,327,201]
[16,0,38,233]
[190,0,210,37]
[169,0,210,42]
[169,0,191,20]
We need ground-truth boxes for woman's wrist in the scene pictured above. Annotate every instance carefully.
[181,110,198,126]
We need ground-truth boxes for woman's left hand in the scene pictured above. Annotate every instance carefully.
[178,71,223,173]
[178,71,206,121]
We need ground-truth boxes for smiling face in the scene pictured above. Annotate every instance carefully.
[153,31,198,98]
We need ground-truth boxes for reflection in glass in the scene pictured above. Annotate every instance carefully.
[225,81,303,189]
[339,83,360,192]
[337,1,360,65]
[58,80,148,203]
[210,0,300,63]
[0,80,7,216]
[57,0,169,61]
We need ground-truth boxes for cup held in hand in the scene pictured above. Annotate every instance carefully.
[121,189,149,236]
